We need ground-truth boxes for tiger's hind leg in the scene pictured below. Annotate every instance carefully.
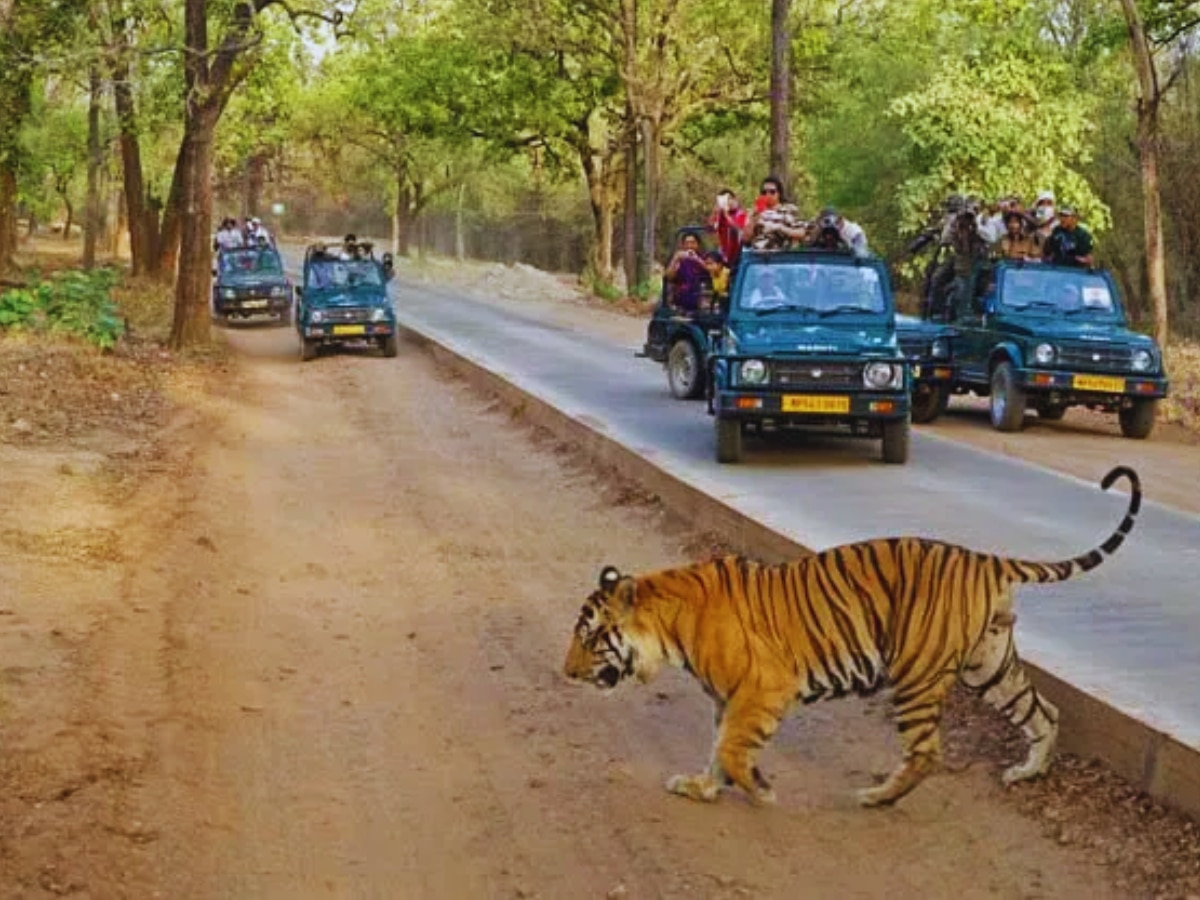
[961,611,1058,785]
[857,674,955,808]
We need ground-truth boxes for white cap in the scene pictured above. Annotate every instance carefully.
[1035,190,1055,205]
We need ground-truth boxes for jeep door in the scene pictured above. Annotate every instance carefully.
[948,266,990,388]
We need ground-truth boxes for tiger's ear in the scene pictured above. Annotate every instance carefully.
[598,565,622,595]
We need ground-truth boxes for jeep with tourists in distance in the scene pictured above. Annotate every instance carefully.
[939,260,1168,438]
[212,244,292,325]
[295,242,397,362]
[707,248,911,464]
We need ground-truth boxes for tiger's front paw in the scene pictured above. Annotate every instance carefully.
[665,773,721,803]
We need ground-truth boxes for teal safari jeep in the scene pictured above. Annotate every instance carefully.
[295,242,397,362]
[707,249,911,464]
[945,261,1168,437]
[895,314,955,423]
[212,245,292,324]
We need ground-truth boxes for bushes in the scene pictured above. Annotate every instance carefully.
[0,268,125,350]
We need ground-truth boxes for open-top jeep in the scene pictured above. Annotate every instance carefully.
[707,248,911,464]
[638,226,725,399]
[295,242,397,362]
[941,260,1168,438]
[212,244,292,324]
[896,313,956,423]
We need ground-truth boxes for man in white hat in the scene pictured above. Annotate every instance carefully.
[1032,190,1057,250]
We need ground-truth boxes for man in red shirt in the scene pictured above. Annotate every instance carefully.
[709,189,748,268]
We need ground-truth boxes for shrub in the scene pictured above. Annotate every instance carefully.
[0,268,125,350]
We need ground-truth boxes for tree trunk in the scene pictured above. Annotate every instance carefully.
[62,198,74,242]
[622,113,638,292]
[1117,0,1170,346]
[243,152,266,218]
[155,141,188,278]
[640,117,659,277]
[83,63,103,268]
[0,68,30,273]
[455,182,465,262]
[393,169,412,257]
[170,113,216,348]
[769,0,792,192]
[114,57,149,275]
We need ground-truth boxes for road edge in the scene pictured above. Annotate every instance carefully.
[399,324,1200,823]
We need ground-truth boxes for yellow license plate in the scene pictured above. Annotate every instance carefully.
[241,300,268,309]
[781,394,851,414]
[332,324,365,336]
[1072,374,1125,393]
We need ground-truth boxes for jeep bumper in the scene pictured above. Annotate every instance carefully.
[215,296,290,316]
[1011,367,1169,400]
[302,323,395,340]
[714,390,909,421]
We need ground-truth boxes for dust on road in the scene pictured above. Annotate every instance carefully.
[1,322,1189,898]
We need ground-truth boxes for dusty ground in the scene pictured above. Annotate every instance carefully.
[2,312,1200,898]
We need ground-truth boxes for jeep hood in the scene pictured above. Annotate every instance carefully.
[996,318,1155,347]
[728,322,897,356]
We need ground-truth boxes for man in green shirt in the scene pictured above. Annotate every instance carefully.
[1043,206,1095,268]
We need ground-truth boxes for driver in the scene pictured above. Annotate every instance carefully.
[745,268,788,308]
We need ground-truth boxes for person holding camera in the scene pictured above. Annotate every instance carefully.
[709,189,748,268]
[808,206,869,257]
[664,232,711,313]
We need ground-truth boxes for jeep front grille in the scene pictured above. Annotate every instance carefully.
[771,362,861,390]
[323,307,371,323]
[1056,343,1133,372]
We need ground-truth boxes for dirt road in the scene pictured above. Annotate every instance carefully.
[3,324,1194,898]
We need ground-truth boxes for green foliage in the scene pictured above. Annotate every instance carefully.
[887,53,1110,234]
[0,269,125,350]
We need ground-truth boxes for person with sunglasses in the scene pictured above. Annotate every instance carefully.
[745,176,807,250]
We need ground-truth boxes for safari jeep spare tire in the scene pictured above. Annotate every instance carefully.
[667,339,705,400]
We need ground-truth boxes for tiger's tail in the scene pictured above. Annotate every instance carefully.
[1000,465,1141,585]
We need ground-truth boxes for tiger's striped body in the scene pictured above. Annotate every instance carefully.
[564,466,1140,807]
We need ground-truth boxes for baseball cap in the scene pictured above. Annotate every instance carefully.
[1059,205,1078,216]
[1035,190,1055,205]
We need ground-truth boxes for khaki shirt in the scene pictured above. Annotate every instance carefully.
[1000,234,1039,260]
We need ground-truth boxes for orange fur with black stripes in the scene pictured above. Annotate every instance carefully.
[564,466,1140,807]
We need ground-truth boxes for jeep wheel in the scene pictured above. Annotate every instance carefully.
[1119,399,1157,439]
[910,385,949,424]
[715,417,743,464]
[989,362,1027,432]
[381,334,399,358]
[881,417,910,464]
[667,339,705,400]
[278,304,293,327]
[300,338,319,362]
[1035,402,1066,422]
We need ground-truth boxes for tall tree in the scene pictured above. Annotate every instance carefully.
[769,0,791,191]
[1113,0,1200,345]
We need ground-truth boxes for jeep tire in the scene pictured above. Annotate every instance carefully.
[1035,401,1066,422]
[715,417,743,464]
[989,361,1026,432]
[667,339,705,400]
[881,417,910,464]
[381,334,399,358]
[1119,398,1157,440]
[911,384,949,424]
[278,303,293,327]
[300,338,319,362]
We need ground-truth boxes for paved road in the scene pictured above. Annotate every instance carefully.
[387,276,1200,750]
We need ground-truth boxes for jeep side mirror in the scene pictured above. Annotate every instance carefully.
[382,253,395,280]
[294,286,303,300]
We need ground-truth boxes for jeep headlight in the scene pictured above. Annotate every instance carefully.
[739,359,768,384]
[1131,348,1154,372]
[863,361,900,389]
[370,307,390,322]
[220,288,236,300]
[931,338,949,359]
[1033,343,1056,366]
[310,309,326,323]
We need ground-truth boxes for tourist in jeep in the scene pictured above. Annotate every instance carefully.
[708,189,747,268]
[744,176,807,250]
[999,210,1039,260]
[808,206,869,257]
[1042,206,1095,268]
[663,232,711,313]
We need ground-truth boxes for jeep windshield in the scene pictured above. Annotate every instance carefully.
[305,259,384,291]
[219,248,283,276]
[736,262,887,317]
[998,268,1120,320]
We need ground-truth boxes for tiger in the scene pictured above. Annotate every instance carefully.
[563,465,1140,808]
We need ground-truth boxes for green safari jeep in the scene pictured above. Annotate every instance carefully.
[946,261,1169,438]
[707,248,911,464]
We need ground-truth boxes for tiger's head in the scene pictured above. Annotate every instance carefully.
[564,565,655,690]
